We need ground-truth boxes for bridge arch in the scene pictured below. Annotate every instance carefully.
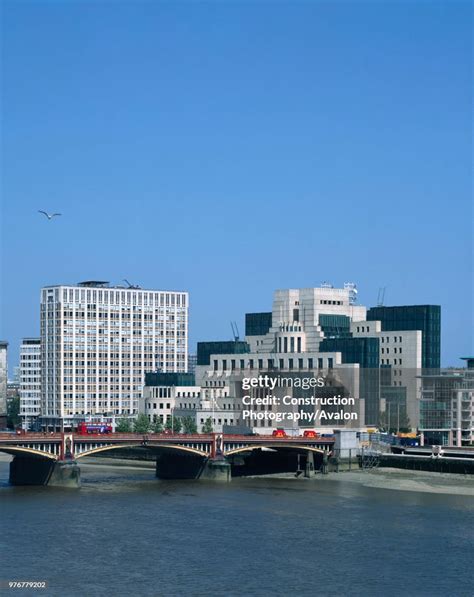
[0,446,58,461]
[225,444,327,457]
[75,442,209,459]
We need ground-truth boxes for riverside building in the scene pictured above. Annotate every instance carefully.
[19,338,41,430]
[196,284,437,431]
[419,358,474,446]
[40,281,188,430]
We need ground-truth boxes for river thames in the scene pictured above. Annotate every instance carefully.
[1,459,473,597]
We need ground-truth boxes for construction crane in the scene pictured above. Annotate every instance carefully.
[123,279,141,289]
[230,321,240,342]
[377,287,386,307]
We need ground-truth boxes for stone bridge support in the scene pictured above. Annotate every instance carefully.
[199,458,231,481]
[9,456,80,487]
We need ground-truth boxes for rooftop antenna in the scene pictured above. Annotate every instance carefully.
[230,321,240,342]
[377,287,386,307]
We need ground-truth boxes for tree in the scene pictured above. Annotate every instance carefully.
[379,406,412,435]
[133,413,151,434]
[7,396,20,429]
[152,419,164,433]
[202,417,213,433]
[165,416,182,433]
[181,416,197,434]
[115,417,132,433]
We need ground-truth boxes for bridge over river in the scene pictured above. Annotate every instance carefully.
[0,432,335,487]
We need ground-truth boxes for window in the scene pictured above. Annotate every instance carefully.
[318,358,323,369]
[328,358,333,369]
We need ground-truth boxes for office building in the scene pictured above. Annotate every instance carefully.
[197,284,433,430]
[196,285,367,433]
[40,281,188,429]
[19,338,42,430]
[367,305,440,369]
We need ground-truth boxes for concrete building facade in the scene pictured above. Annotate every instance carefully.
[197,284,433,431]
[19,338,42,430]
[40,281,188,429]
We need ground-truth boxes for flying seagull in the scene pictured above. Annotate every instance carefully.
[38,210,62,220]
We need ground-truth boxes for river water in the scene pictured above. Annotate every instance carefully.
[1,459,473,597]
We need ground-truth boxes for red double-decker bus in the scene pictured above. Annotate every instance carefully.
[76,422,112,435]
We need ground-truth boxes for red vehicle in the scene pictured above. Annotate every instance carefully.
[76,422,112,435]
[272,428,287,438]
[303,430,319,438]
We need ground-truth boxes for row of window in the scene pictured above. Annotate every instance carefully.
[381,347,403,354]
[213,357,334,371]
[53,288,187,308]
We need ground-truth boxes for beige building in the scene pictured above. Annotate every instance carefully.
[40,281,188,429]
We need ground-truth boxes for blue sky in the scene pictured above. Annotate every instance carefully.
[1,0,472,368]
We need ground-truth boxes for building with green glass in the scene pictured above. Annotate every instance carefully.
[319,337,380,425]
[245,312,272,337]
[197,341,250,366]
[367,305,440,369]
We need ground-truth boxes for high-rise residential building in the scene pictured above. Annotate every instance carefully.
[40,281,188,429]
[19,338,41,430]
[0,341,8,427]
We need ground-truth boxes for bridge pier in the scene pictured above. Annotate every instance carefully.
[10,456,80,488]
[199,457,231,482]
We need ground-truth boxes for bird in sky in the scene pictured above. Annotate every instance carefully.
[38,210,62,220]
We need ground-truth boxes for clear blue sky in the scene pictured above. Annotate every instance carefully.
[1,0,472,369]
